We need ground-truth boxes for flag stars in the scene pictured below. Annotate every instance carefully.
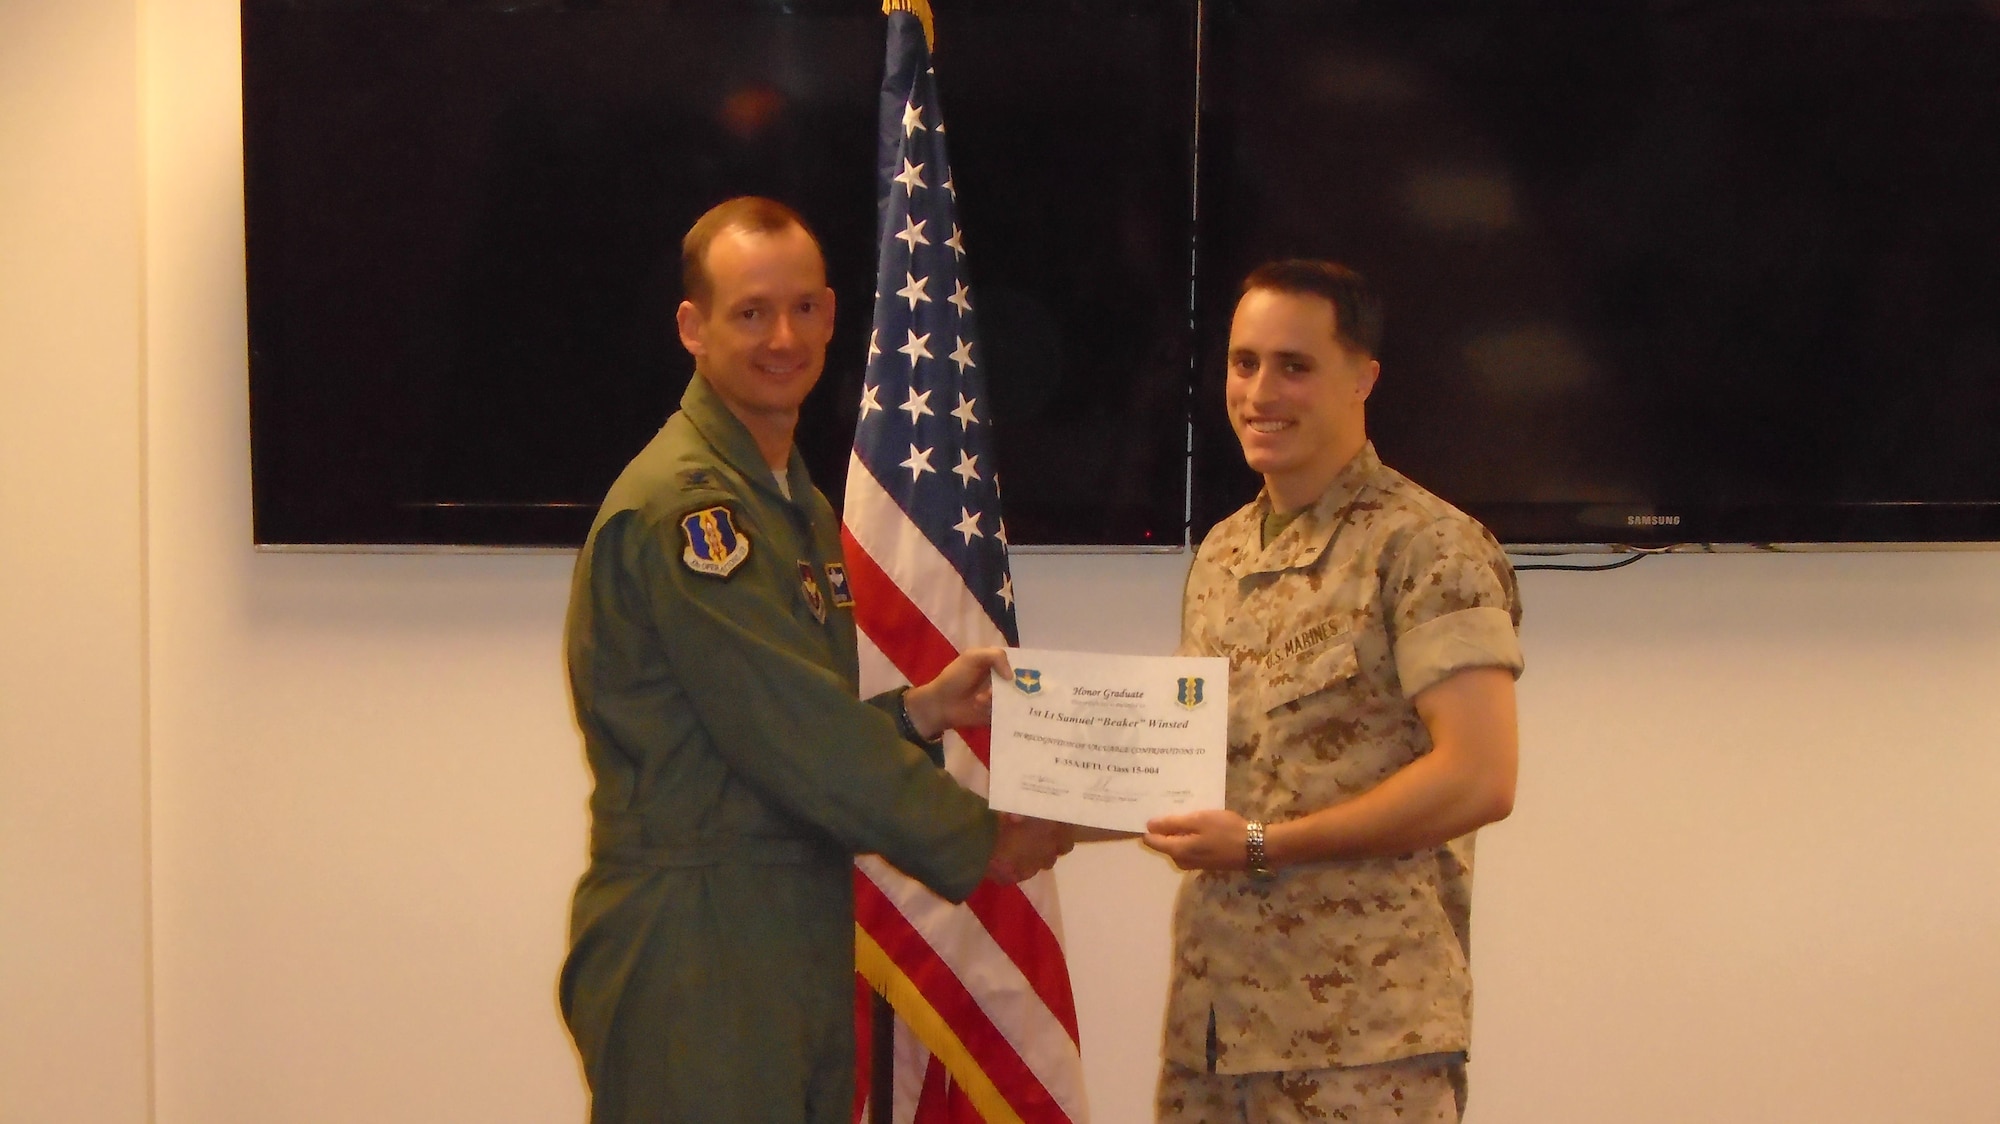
[862,50,1017,637]
[953,450,981,485]
[953,508,985,544]
[895,215,930,252]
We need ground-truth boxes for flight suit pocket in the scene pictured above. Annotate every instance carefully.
[1260,639,1359,713]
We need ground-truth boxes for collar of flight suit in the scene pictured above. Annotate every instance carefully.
[680,373,815,507]
[1230,440,1385,580]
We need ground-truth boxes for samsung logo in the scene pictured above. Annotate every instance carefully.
[1626,514,1682,527]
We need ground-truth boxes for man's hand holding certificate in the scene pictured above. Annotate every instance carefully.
[988,648,1229,834]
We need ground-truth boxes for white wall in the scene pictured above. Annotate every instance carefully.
[1478,551,2000,1122]
[0,3,153,1122]
[5,1,1998,1121]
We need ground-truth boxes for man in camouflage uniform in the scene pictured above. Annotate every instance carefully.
[559,197,1069,1124]
[1144,261,1524,1123]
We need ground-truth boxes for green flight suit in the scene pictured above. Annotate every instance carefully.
[559,375,998,1124]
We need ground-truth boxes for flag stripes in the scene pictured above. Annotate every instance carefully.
[856,876,1070,1124]
[847,4,1087,1121]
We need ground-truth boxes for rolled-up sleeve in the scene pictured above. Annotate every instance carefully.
[1386,519,1525,699]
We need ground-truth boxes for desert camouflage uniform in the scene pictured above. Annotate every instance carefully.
[1160,442,1522,1118]
[1158,1052,1462,1124]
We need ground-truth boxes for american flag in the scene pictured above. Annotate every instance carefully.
[843,3,1087,1122]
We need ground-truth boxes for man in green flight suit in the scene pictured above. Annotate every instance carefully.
[559,196,1070,1124]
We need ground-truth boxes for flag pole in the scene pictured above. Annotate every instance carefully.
[869,3,931,1120]
[870,992,894,1124]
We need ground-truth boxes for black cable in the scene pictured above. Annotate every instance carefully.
[1510,544,1692,572]
[1513,553,1650,573]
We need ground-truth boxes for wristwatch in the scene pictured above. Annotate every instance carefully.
[893,687,945,763]
[892,689,926,743]
[1244,819,1274,879]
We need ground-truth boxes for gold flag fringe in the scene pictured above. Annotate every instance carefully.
[882,0,935,50]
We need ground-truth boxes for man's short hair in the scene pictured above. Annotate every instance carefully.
[681,196,823,309]
[1241,259,1385,359]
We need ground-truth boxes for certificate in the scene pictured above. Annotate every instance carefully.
[988,647,1229,833]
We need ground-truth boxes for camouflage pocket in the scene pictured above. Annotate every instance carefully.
[1259,639,1358,713]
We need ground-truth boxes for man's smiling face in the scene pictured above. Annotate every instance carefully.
[1225,286,1379,511]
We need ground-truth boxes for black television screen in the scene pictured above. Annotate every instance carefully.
[1194,0,2000,546]
[249,0,2000,550]
[243,0,1196,548]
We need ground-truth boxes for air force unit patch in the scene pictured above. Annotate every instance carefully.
[1013,668,1042,695]
[680,506,749,577]
[823,562,855,608]
[797,562,826,622]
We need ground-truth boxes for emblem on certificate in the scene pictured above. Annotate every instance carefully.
[680,506,748,578]
[1013,668,1043,694]
[1175,677,1207,709]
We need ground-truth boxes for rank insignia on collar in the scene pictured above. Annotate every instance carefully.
[680,506,749,578]
[823,562,855,608]
[798,562,827,622]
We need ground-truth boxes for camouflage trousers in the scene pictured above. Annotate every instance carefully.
[1157,1053,1465,1124]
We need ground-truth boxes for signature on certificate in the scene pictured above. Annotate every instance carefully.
[1018,772,1068,797]
[1082,774,1142,803]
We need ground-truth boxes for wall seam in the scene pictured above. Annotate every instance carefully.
[134,0,158,1117]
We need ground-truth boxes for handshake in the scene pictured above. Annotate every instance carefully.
[982,813,1076,885]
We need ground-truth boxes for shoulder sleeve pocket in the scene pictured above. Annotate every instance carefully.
[1260,640,1359,713]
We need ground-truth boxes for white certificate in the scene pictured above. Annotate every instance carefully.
[988,647,1229,833]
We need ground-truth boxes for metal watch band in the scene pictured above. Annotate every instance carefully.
[1245,819,1273,877]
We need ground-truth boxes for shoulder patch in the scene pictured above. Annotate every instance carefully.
[680,506,750,577]
[797,562,827,622]
[823,562,855,608]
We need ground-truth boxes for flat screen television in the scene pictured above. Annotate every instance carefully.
[246,0,2000,550]
[1194,0,2000,546]
[242,0,1196,548]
